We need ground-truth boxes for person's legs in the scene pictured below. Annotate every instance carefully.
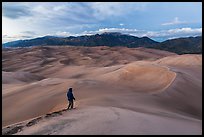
[71,100,74,109]
[68,100,72,109]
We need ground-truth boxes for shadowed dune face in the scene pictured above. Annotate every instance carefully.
[2,46,202,134]
[2,71,45,84]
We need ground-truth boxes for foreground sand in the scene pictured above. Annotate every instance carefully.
[2,46,202,134]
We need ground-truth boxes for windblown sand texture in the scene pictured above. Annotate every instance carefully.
[2,46,202,135]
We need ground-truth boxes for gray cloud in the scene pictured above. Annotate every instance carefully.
[21,31,37,35]
[2,3,32,19]
[89,2,147,20]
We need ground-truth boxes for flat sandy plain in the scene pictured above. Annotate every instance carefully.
[2,46,202,135]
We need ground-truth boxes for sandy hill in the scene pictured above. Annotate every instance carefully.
[2,46,202,135]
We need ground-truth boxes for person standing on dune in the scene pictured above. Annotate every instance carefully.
[67,88,75,110]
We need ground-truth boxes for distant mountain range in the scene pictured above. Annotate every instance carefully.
[2,32,202,54]
[148,36,202,54]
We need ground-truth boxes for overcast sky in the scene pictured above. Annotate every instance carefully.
[2,2,202,43]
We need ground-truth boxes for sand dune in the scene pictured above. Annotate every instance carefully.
[97,61,176,92]
[2,71,44,84]
[2,46,202,135]
[3,106,201,135]
[156,54,202,66]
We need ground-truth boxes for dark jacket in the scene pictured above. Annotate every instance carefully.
[67,89,75,101]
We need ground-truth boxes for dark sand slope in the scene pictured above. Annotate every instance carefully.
[2,46,202,134]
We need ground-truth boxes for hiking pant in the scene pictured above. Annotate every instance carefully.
[68,100,74,109]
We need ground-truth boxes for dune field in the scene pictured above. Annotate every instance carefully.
[2,46,202,135]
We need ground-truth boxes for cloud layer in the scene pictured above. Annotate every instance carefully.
[2,2,202,43]
[2,3,32,19]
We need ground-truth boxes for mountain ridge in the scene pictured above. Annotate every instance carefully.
[2,32,202,54]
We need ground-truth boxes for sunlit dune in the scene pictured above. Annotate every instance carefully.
[156,54,202,66]
[97,61,176,92]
